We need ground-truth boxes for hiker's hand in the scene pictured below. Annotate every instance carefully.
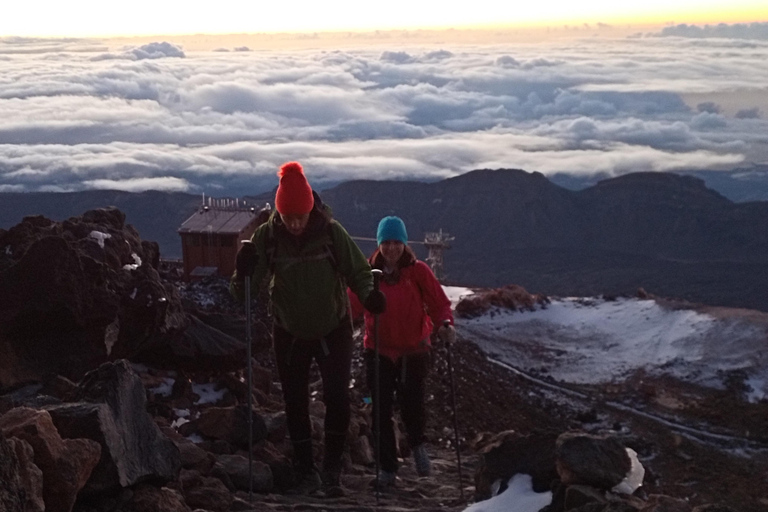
[438,322,456,345]
[235,241,258,280]
[364,290,386,315]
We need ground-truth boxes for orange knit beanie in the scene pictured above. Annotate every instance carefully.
[275,161,314,215]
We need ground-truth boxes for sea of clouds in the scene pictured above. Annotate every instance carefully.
[1,23,767,196]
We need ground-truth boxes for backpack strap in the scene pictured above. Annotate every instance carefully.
[264,196,340,277]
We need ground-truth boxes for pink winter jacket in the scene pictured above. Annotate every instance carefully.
[349,259,453,361]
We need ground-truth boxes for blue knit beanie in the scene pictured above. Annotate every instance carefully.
[376,216,408,246]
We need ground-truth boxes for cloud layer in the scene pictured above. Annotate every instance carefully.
[1,27,767,196]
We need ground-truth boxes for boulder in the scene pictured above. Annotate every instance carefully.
[473,429,560,501]
[179,469,233,512]
[250,441,293,492]
[122,484,191,512]
[45,360,181,495]
[0,429,25,512]
[0,407,101,512]
[175,439,217,474]
[0,208,187,389]
[194,405,268,448]
[0,208,245,389]
[456,284,550,318]
[133,314,247,373]
[7,436,44,512]
[215,453,274,493]
[556,432,632,490]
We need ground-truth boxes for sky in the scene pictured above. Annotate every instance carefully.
[1,19,768,196]
[3,1,766,37]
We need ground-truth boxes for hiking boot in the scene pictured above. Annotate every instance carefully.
[321,469,345,498]
[289,465,322,495]
[413,443,432,476]
[370,470,397,490]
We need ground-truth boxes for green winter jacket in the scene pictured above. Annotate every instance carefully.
[230,208,373,340]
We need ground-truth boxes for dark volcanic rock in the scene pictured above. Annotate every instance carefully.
[45,360,181,495]
[0,207,247,389]
[0,407,101,512]
[0,430,25,512]
[473,429,560,501]
[555,432,632,490]
[0,208,184,388]
[7,436,44,512]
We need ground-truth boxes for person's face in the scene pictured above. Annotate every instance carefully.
[380,240,405,267]
[280,212,310,236]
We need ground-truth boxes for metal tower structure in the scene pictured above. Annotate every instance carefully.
[423,229,454,282]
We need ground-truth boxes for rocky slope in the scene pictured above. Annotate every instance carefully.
[1,207,766,512]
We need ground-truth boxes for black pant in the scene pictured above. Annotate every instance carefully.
[273,319,353,473]
[365,349,430,473]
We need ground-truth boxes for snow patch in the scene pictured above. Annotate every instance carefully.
[443,285,474,309]
[89,230,111,248]
[148,377,175,397]
[460,297,768,395]
[463,473,551,512]
[186,433,204,444]
[123,253,142,271]
[612,448,645,495]
[193,383,226,405]
[171,417,190,429]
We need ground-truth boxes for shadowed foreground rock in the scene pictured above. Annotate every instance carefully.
[0,430,26,512]
[0,407,101,512]
[0,208,246,390]
[45,360,181,496]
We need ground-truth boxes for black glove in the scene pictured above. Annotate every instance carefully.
[235,241,258,280]
[363,290,386,315]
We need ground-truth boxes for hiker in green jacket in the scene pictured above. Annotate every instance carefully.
[231,161,386,498]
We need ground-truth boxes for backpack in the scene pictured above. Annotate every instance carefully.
[262,190,340,277]
[259,191,352,338]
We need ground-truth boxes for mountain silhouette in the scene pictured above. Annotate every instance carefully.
[2,169,768,311]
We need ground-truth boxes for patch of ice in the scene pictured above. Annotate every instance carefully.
[171,417,190,429]
[174,408,191,418]
[612,448,645,495]
[463,473,551,512]
[89,230,111,248]
[193,383,226,405]
[123,252,142,271]
[186,434,204,444]
[460,297,768,389]
[148,377,175,397]
[443,285,474,309]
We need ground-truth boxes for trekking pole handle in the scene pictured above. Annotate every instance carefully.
[442,319,452,348]
[372,268,383,291]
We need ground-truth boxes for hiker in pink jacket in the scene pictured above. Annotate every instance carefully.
[349,216,455,488]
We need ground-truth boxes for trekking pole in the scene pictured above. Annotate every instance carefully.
[242,241,255,503]
[442,319,465,500]
[371,269,383,502]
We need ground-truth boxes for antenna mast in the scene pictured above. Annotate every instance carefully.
[423,229,454,282]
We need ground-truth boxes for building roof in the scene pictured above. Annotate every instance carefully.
[189,266,219,277]
[178,207,259,235]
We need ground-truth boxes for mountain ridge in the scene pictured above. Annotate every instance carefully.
[2,169,767,311]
